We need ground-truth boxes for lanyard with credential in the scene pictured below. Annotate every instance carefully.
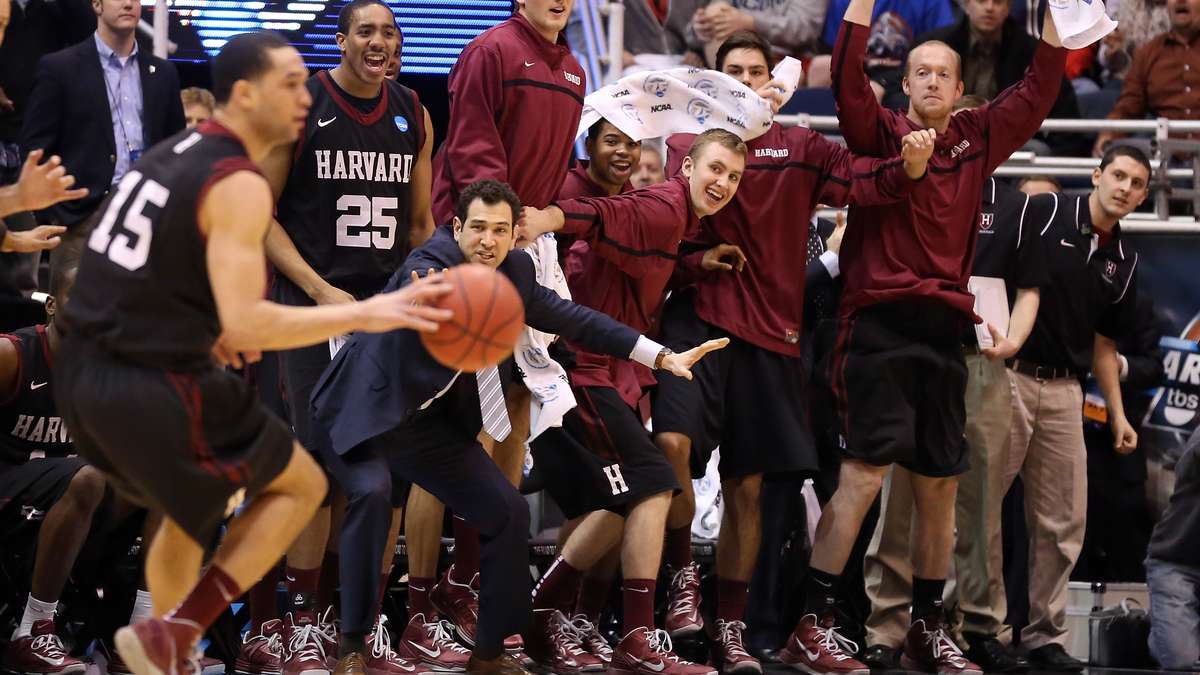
[104,54,143,164]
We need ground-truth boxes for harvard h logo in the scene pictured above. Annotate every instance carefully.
[603,464,629,495]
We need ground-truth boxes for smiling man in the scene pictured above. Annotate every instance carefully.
[254,1,436,673]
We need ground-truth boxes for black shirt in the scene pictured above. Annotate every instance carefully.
[66,121,258,371]
[973,176,1051,299]
[275,71,425,299]
[0,325,72,470]
[1148,428,1200,564]
[1015,193,1139,374]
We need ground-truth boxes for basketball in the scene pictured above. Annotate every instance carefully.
[420,263,526,372]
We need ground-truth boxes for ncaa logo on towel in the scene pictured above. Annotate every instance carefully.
[621,103,643,125]
[687,98,713,124]
[692,78,719,98]
[393,115,408,132]
[643,75,670,98]
[533,383,560,404]
[522,346,552,369]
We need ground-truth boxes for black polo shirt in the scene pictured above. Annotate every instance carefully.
[973,177,1051,287]
[1015,193,1139,375]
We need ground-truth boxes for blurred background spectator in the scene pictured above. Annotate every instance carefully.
[181,87,214,129]
[632,140,667,187]
[686,0,827,66]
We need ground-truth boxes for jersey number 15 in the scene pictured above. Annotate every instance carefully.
[88,170,169,272]
[336,195,398,249]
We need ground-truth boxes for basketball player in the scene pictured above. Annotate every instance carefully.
[52,32,452,675]
[776,0,1067,671]
[0,255,117,675]
[310,178,724,675]
[861,96,1049,674]
[412,0,587,654]
[257,2,435,672]
[647,31,934,674]
[0,150,84,252]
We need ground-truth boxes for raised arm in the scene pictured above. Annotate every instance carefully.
[979,13,1067,172]
[202,171,451,352]
[830,2,888,155]
[809,129,930,207]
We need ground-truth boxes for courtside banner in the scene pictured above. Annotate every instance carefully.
[1126,233,1200,463]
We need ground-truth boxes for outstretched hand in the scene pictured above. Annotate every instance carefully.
[660,338,730,380]
[16,149,89,213]
[701,243,747,272]
[360,271,454,333]
[900,128,936,179]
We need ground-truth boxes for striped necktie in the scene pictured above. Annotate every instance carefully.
[477,366,511,442]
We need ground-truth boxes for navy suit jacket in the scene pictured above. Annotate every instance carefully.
[20,36,185,226]
[311,228,642,457]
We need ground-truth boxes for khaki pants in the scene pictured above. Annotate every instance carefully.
[1004,370,1087,650]
[863,354,1014,646]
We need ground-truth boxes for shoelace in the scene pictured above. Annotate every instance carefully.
[668,564,700,616]
[370,615,404,662]
[813,623,859,662]
[926,627,967,665]
[318,607,339,646]
[288,624,328,662]
[427,621,471,654]
[569,616,612,657]
[645,629,686,664]
[718,620,752,658]
[29,634,68,659]
[550,612,589,657]
[444,574,481,614]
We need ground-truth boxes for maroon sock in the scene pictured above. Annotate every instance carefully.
[532,556,583,613]
[248,562,282,630]
[317,551,339,614]
[575,575,613,622]
[716,578,749,622]
[408,576,436,619]
[166,565,242,648]
[622,579,656,635]
[286,565,321,615]
[665,526,692,571]
[450,516,480,584]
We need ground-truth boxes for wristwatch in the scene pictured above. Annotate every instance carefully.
[654,347,673,370]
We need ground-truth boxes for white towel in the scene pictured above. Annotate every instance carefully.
[515,234,578,441]
[577,57,804,143]
[1048,0,1118,49]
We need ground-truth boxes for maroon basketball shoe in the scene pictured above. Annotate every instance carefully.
[711,620,762,675]
[779,614,869,675]
[429,567,478,647]
[664,563,704,639]
[4,620,87,675]
[235,619,284,675]
[609,627,715,675]
[900,619,982,675]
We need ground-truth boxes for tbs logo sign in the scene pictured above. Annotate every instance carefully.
[1146,322,1200,433]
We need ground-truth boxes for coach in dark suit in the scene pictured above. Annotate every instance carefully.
[311,180,707,672]
[20,0,184,228]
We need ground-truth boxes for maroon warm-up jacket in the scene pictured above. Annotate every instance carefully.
[831,19,1066,319]
[553,175,696,407]
[666,123,917,357]
[431,14,586,223]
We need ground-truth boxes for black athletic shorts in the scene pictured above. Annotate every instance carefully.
[531,386,679,520]
[651,290,816,480]
[54,337,295,544]
[826,300,970,478]
[0,457,96,539]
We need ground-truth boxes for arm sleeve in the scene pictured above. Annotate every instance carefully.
[555,191,687,278]
[753,0,826,50]
[20,58,63,159]
[1013,193,1052,289]
[830,20,888,155]
[440,45,509,190]
[526,281,641,357]
[1106,42,1152,122]
[808,132,918,207]
[667,239,712,290]
[1097,263,1138,340]
[979,40,1069,173]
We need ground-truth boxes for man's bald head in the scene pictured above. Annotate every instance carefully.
[904,40,961,80]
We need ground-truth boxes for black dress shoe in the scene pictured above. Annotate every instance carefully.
[465,653,534,675]
[859,644,901,670]
[1026,644,1086,672]
[964,636,1030,673]
[748,646,782,664]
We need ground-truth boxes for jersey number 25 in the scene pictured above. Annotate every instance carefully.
[336,195,398,249]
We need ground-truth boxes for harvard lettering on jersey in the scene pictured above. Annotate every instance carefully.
[276,72,424,297]
[1,325,71,468]
[65,120,260,371]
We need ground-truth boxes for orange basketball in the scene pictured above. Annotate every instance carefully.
[420,263,525,372]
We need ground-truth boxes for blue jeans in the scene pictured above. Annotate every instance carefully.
[1146,557,1200,670]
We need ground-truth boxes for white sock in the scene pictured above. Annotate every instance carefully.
[130,590,155,624]
[14,595,57,639]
